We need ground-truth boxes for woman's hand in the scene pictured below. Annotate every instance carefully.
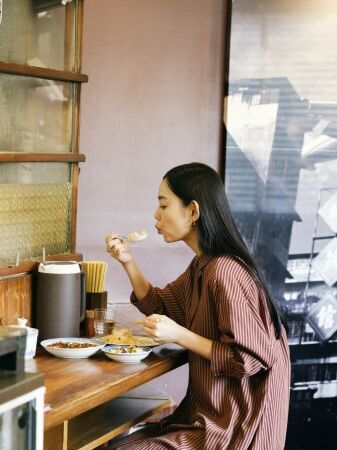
[143,314,213,360]
[143,314,185,345]
[105,232,134,264]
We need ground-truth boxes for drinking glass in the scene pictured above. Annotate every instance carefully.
[94,306,116,337]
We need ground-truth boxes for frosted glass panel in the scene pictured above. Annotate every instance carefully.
[0,162,71,184]
[0,73,76,152]
[0,182,72,265]
[0,162,72,264]
[0,0,77,71]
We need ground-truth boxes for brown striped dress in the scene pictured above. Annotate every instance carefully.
[109,255,290,450]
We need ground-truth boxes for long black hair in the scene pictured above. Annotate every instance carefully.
[164,162,286,339]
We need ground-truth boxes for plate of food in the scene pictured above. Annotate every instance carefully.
[100,328,158,347]
[102,345,152,363]
[40,337,105,359]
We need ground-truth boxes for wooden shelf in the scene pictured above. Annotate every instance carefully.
[0,253,83,278]
[43,388,173,450]
[0,152,86,163]
[68,396,171,450]
[0,61,88,83]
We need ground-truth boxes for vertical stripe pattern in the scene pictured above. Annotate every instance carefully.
[109,255,290,450]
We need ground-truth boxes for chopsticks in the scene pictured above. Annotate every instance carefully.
[82,261,108,293]
[131,320,144,325]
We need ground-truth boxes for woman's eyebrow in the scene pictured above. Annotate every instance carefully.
[158,195,167,200]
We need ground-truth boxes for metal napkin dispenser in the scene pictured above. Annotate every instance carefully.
[0,326,26,372]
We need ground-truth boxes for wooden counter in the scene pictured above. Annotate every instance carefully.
[26,344,188,449]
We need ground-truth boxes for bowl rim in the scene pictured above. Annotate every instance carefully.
[40,337,106,350]
[103,346,152,356]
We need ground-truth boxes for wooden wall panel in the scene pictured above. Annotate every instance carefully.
[20,275,33,325]
[0,274,33,326]
[0,279,7,324]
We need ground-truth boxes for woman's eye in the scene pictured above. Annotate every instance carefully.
[160,205,167,210]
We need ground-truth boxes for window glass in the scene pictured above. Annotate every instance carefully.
[0,73,76,152]
[224,1,337,446]
[0,163,72,265]
[225,0,337,344]
[0,0,77,71]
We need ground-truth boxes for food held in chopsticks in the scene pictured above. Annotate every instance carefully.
[127,230,148,241]
[117,230,147,242]
[101,327,157,346]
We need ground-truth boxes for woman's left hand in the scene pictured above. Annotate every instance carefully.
[143,314,184,345]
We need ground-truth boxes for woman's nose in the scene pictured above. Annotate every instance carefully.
[154,208,160,221]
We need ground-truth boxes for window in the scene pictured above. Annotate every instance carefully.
[0,0,87,271]
[224,1,337,446]
[224,0,337,343]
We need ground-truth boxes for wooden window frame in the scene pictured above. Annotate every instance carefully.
[0,0,87,276]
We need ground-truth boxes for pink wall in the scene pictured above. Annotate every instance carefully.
[77,0,226,402]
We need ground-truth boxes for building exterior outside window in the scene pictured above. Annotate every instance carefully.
[224,1,337,448]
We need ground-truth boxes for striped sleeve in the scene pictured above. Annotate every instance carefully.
[130,272,188,327]
[210,258,277,379]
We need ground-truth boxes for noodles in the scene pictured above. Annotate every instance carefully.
[102,328,135,345]
[101,328,156,346]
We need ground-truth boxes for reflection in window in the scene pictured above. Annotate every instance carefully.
[0,0,77,71]
[225,0,337,327]
[0,73,76,152]
[224,1,337,447]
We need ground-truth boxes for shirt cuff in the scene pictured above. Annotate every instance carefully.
[210,340,234,377]
[130,284,159,316]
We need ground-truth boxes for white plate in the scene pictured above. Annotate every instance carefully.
[40,337,105,359]
[102,346,152,364]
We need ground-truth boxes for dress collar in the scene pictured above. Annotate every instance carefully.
[192,254,213,272]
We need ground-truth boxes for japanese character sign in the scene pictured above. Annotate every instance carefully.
[307,293,337,341]
[312,238,337,287]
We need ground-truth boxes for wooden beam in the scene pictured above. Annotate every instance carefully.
[0,153,85,163]
[0,253,83,278]
[0,61,88,84]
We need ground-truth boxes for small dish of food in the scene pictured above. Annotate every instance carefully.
[102,345,152,363]
[40,337,105,359]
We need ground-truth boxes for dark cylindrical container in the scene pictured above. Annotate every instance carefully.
[36,262,86,341]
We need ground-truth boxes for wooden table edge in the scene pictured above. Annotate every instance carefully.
[40,348,188,430]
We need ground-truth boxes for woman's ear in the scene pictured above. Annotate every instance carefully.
[190,200,200,223]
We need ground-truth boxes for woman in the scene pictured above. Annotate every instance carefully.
[105,162,290,450]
